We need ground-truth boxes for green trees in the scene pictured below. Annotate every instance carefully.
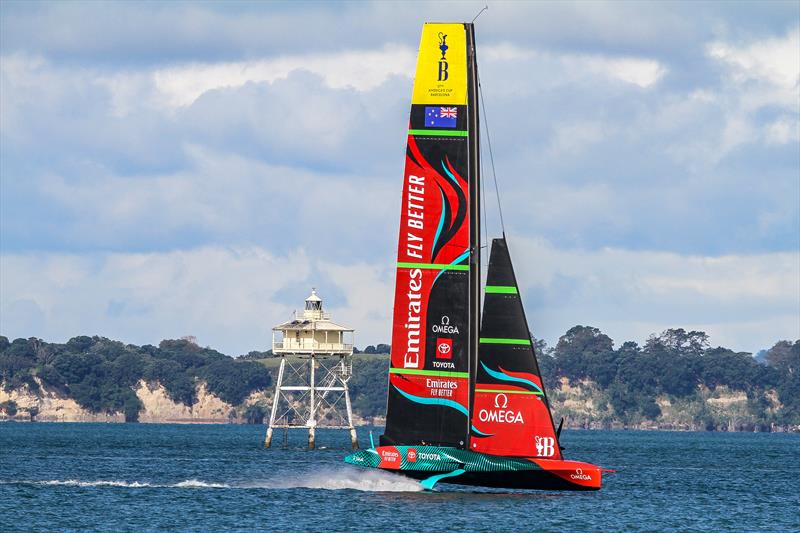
[0,400,17,417]
[0,336,271,420]
[766,340,800,423]
[555,325,614,381]
[766,340,799,375]
[144,359,197,405]
[349,357,390,417]
[549,327,799,425]
[362,344,391,355]
[1,330,797,427]
[239,350,272,360]
[244,404,267,424]
[201,360,271,405]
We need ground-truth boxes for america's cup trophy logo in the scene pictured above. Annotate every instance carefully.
[437,32,449,81]
[535,436,556,457]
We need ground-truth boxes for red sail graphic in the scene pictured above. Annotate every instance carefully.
[384,132,471,446]
[471,378,561,459]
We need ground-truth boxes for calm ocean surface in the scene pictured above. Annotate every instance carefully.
[1,423,797,532]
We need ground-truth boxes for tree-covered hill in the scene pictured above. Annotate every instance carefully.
[0,336,270,422]
[345,328,800,430]
[1,327,797,429]
[539,327,798,428]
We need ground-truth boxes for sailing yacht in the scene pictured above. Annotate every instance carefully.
[344,22,605,491]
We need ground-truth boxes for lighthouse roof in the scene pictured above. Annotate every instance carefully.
[273,318,353,332]
[305,288,322,302]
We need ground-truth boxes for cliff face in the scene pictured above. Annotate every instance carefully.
[135,381,237,423]
[0,379,270,423]
[0,376,785,431]
[1,380,123,422]
[548,378,782,431]
[550,377,609,426]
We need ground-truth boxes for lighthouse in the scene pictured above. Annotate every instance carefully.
[264,289,357,450]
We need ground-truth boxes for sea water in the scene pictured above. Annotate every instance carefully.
[1,424,797,532]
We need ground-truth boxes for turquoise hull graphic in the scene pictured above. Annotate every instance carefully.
[344,445,602,491]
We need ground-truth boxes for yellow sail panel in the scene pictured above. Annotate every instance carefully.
[411,23,468,105]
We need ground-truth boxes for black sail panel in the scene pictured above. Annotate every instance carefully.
[469,238,562,459]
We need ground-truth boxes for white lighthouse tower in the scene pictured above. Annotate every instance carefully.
[265,289,358,449]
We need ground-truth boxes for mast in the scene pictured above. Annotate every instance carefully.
[465,22,481,442]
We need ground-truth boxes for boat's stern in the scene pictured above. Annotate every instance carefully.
[530,459,604,490]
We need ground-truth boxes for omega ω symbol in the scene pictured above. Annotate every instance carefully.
[494,393,508,409]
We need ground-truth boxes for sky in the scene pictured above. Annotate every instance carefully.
[1,1,798,356]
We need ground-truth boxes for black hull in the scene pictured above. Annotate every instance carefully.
[397,468,600,491]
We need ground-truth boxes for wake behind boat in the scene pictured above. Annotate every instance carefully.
[344,22,605,491]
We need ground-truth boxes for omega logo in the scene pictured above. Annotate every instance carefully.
[494,393,508,409]
[570,468,592,481]
[432,316,459,335]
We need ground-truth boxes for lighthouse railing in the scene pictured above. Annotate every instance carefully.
[273,340,354,353]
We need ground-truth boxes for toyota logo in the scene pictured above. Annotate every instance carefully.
[438,343,451,355]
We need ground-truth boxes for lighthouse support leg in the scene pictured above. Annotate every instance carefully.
[308,356,316,450]
[265,357,286,448]
[343,371,358,449]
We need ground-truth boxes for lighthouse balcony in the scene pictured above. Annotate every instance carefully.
[273,340,354,355]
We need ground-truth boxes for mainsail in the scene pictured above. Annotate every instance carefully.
[470,238,562,459]
[383,22,480,447]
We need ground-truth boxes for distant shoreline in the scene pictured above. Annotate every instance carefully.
[2,418,799,434]
[3,334,798,432]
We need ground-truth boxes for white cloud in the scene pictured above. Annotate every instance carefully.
[483,43,667,89]
[316,261,395,349]
[625,27,800,171]
[31,146,398,258]
[509,236,799,353]
[0,247,313,354]
[585,57,666,88]
[153,45,416,108]
[764,117,800,145]
[1,45,416,124]
[0,246,398,355]
[547,120,610,156]
[702,27,800,154]
[8,41,667,121]
[1,3,797,358]
[2,240,796,355]
[708,27,800,92]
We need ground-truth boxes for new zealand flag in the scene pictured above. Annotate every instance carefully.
[425,106,458,128]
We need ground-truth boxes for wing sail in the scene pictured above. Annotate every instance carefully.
[382,23,477,447]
